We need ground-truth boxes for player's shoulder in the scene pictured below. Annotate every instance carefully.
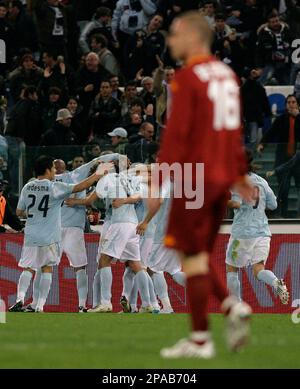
[250,172,269,188]
[191,59,237,82]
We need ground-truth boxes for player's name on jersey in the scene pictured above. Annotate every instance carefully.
[26,184,50,192]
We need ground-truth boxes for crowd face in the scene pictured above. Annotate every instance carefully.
[100,82,112,98]
[268,16,281,32]
[72,157,85,169]
[91,145,101,157]
[203,3,215,16]
[60,118,72,128]
[165,68,175,84]
[86,53,99,71]
[22,57,34,71]
[142,79,154,93]
[90,38,101,51]
[8,4,19,19]
[286,96,298,112]
[111,136,120,146]
[0,6,7,18]
[215,19,225,31]
[110,77,119,90]
[28,92,38,102]
[67,98,78,114]
[100,15,111,26]
[49,93,60,103]
[142,124,154,141]
[149,15,163,31]
[125,86,137,99]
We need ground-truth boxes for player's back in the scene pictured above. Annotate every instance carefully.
[18,179,74,246]
[163,57,246,188]
[96,173,138,224]
[231,173,277,239]
[55,172,86,229]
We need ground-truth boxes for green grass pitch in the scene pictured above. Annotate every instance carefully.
[1,313,299,368]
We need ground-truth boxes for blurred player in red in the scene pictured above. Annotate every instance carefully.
[149,12,253,359]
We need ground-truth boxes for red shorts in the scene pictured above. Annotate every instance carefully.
[164,184,229,256]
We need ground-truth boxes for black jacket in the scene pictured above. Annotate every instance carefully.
[241,79,271,125]
[89,96,121,137]
[40,121,78,146]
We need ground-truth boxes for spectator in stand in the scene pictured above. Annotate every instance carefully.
[71,155,85,170]
[138,76,156,108]
[127,121,154,162]
[90,33,120,75]
[8,1,39,56]
[144,140,158,163]
[0,2,14,74]
[79,7,114,55]
[41,86,63,132]
[120,80,138,116]
[8,53,43,103]
[107,127,128,154]
[112,0,157,69]
[33,0,69,57]
[40,108,79,161]
[76,52,112,117]
[5,86,42,195]
[38,51,73,105]
[153,56,175,137]
[66,96,86,144]
[201,1,217,27]
[212,13,233,56]
[257,95,300,217]
[121,97,154,135]
[88,79,121,139]
[109,74,123,101]
[0,180,23,234]
[256,11,293,85]
[125,13,165,78]
[241,67,271,148]
[221,28,246,77]
[84,141,101,162]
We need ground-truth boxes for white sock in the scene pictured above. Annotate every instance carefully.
[129,276,139,306]
[172,271,186,287]
[76,269,88,308]
[226,272,241,301]
[36,273,52,311]
[152,273,173,310]
[122,267,135,299]
[257,269,278,287]
[31,269,42,308]
[17,270,33,303]
[135,270,150,307]
[146,272,158,307]
[100,267,112,305]
[92,269,101,308]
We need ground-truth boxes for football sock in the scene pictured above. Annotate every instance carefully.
[135,270,150,306]
[36,273,52,311]
[257,269,277,287]
[209,261,228,302]
[31,269,41,308]
[92,269,101,308]
[146,272,158,307]
[122,267,135,299]
[152,273,173,310]
[100,267,112,305]
[129,276,138,306]
[186,274,210,332]
[17,270,33,303]
[76,269,88,308]
[172,271,186,287]
[226,272,241,301]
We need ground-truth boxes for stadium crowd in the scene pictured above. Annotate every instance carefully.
[0,0,299,218]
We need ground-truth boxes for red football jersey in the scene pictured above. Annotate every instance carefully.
[158,56,247,188]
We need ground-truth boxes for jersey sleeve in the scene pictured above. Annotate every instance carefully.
[264,182,277,211]
[52,182,75,200]
[231,192,242,204]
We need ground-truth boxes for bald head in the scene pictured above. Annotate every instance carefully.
[54,159,66,174]
[168,11,213,61]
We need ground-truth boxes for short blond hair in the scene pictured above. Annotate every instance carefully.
[176,11,213,48]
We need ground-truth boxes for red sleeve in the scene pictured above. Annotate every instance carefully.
[158,71,195,165]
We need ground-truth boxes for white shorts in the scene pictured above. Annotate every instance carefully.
[101,222,141,262]
[147,243,181,275]
[61,227,88,268]
[225,236,271,268]
[140,237,154,268]
[96,220,112,262]
[19,243,61,270]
